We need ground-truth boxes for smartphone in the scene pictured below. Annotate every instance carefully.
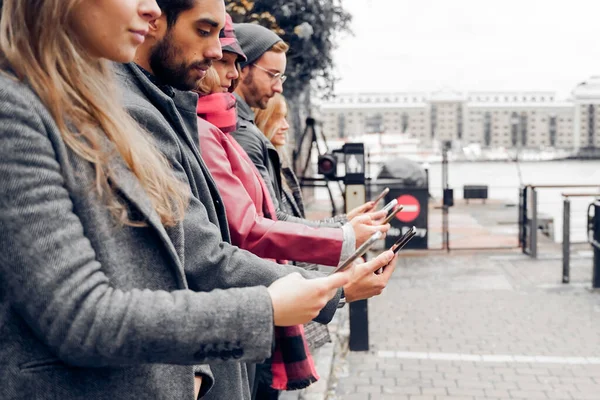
[391,226,418,253]
[330,231,383,275]
[380,199,398,215]
[376,226,418,274]
[370,187,389,208]
[383,205,404,225]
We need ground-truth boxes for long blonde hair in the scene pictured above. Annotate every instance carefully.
[254,93,288,147]
[0,0,188,227]
[254,93,293,174]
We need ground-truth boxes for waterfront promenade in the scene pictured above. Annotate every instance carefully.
[283,198,600,400]
[328,250,600,400]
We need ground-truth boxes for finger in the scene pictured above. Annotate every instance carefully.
[281,272,304,282]
[373,223,391,232]
[357,202,374,213]
[359,250,395,274]
[368,210,387,220]
[353,256,365,266]
[321,269,352,290]
[380,254,398,279]
[352,214,373,225]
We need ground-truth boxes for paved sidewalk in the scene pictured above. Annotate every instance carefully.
[328,251,600,400]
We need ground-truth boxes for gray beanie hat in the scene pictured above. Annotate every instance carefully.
[234,23,283,69]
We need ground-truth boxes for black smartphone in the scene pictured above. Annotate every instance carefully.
[370,187,389,208]
[376,227,418,275]
[383,205,404,225]
[330,231,383,275]
[391,226,418,254]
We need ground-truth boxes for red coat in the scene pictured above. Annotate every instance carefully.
[197,117,343,266]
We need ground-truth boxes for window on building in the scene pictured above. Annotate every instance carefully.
[365,113,384,134]
[338,114,346,138]
[510,112,519,147]
[589,104,596,147]
[401,113,409,133]
[520,113,528,147]
[549,116,557,147]
[484,112,492,147]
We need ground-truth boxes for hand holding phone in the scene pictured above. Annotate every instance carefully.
[376,226,418,274]
[330,231,383,275]
[370,187,389,209]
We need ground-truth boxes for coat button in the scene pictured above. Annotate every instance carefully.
[207,349,219,360]
[232,348,244,359]
[219,350,232,361]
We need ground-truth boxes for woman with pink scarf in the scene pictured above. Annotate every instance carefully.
[195,14,396,399]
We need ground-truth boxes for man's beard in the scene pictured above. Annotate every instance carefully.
[242,68,271,109]
[149,33,212,91]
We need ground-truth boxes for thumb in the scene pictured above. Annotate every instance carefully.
[358,202,374,212]
[285,272,304,281]
[361,250,395,274]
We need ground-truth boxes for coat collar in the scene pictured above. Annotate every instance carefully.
[234,93,255,124]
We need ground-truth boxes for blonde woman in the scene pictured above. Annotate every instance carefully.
[254,94,364,226]
[0,1,356,399]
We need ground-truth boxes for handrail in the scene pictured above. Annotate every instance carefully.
[562,193,600,198]
[527,184,600,189]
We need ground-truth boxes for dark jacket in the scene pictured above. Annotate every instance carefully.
[0,69,281,400]
[233,94,283,207]
[114,64,342,399]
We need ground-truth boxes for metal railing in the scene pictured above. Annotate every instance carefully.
[561,193,600,283]
[520,184,600,259]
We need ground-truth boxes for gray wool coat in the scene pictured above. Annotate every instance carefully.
[113,63,342,399]
[0,69,278,400]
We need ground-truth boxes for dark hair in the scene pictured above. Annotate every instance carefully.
[156,0,195,28]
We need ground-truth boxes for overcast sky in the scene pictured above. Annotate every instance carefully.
[332,0,599,99]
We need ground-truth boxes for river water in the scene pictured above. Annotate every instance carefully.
[314,160,600,243]
[426,160,600,243]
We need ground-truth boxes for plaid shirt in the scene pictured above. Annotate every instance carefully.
[279,166,351,351]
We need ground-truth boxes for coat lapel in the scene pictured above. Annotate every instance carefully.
[101,139,187,288]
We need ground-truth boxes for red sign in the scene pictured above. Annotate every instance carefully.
[396,195,420,222]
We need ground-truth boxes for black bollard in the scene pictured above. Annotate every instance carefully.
[592,201,600,289]
[342,143,370,351]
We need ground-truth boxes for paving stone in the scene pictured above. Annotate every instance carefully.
[325,252,600,399]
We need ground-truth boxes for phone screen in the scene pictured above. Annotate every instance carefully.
[330,231,383,275]
[391,226,417,254]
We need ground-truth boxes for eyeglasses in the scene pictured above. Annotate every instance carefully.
[252,63,287,84]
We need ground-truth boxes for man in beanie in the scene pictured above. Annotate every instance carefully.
[232,23,290,213]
